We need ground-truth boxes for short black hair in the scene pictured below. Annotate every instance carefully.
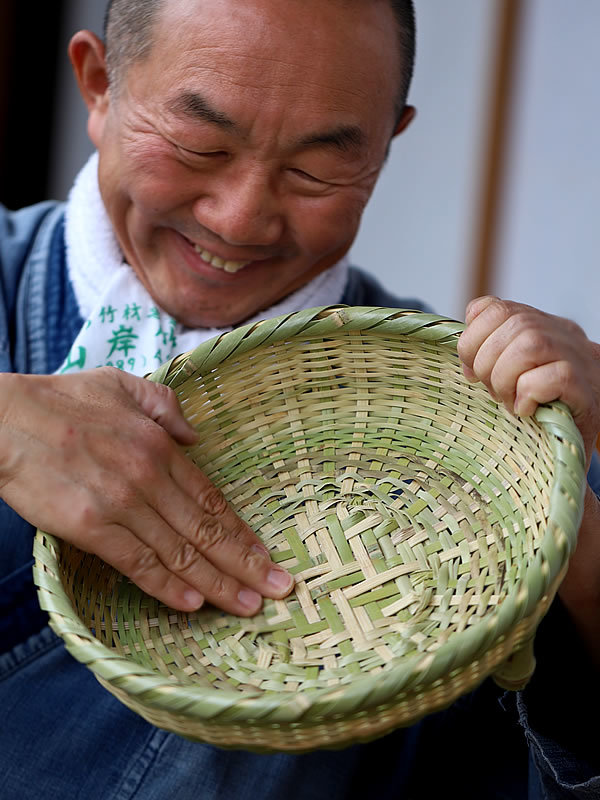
[103,0,163,89]
[103,0,416,114]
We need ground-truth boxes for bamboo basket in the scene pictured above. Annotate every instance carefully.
[33,306,586,753]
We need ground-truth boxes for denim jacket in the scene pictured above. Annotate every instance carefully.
[0,201,598,799]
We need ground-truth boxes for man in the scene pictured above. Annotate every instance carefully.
[0,1,598,797]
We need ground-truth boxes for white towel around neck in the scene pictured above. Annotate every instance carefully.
[59,152,349,376]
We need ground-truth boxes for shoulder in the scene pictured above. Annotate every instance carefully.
[0,201,65,282]
[0,201,67,373]
[342,266,433,313]
[0,200,64,248]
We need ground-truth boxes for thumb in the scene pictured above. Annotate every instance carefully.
[116,370,198,445]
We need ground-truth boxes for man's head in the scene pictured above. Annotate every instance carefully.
[71,0,416,327]
[103,0,416,121]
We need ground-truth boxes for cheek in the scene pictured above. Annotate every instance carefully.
[291,192,367,253]
[119,137,196,216]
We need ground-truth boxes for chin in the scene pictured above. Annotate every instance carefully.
[174,304,257,330]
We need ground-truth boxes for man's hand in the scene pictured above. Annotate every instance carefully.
[458,296,600,663]
[0,367,293,615]
[457,296,600,467]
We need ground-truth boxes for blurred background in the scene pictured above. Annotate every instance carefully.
[1,0,598,338]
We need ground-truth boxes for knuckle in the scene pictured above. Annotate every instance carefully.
[66,494,103,531]
[561,316,585,338]
[113,479,141,510]
[153,383,180,415]
[154,381,176,402]
[200,485,229,516]
[191,517,227,552]
[129,431,171,476]
[517,327,549,355]
[206,573,228,603]
[465,295,498,323]
[153,382,180,412]
[501,309,533,338]
[141,422,172,455]
[102,457,149,503]
[487,298,515,324]
[238,543,267,571]
[126,455,158,486]
[227,515,251,543]
[170,540,202,573]
[97,365,120,382]
[126,543,161,578]
[554,359,576,384]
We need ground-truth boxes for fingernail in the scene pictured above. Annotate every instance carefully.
[267,568,293,593]
[252,543,271,560]
[183,589,204,609]
[238,588,262,611]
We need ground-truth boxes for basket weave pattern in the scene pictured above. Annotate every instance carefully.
[34,307,586,752]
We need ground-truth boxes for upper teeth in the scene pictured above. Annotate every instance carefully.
[193,245,251,273]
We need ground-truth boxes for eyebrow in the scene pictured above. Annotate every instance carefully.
[296,125,366,157]
[169,91,366,156]
[169,91,237,131]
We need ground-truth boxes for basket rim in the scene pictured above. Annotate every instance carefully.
[33,305,587,724]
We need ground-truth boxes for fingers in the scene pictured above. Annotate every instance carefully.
[460,297,511,386]
[98,371,295,611]
[458,296,600,461]
[94,512,273,616]
[459,298,564,410]
[465,326,562,412]
[115,368,198,445]
[163,454,294,603]
[88,523,207,612]
[512,360,578,417]
[57,444,293,615]
[81,418,293,615]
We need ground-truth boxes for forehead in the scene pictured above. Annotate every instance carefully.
[133,0,400,132]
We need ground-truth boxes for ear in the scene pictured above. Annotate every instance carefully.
[68,30,111,148]
[392,104,416,138]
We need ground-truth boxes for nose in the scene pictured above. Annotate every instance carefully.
[192,164,284,248]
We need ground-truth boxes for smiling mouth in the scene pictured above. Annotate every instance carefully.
[188,241,252,273]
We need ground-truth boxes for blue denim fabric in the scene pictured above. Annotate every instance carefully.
[0,205,78,652]
[2,625,532,800]
[0,627,382,800]
[522,697,600,800]
[518,590,600,800]
[44,212,85,374]
[0,202,60,370]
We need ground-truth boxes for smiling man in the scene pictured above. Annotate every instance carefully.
[81,0,414,328]
[1,1,600,798]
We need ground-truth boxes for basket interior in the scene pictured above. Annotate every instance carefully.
[57,330,556,696]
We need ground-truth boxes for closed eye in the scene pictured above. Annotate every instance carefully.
[177,145,229,160]
[289,168,329,185]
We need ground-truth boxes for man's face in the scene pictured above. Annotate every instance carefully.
[88,0,407,327]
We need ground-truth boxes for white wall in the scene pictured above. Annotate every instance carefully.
[350,1,499,320]
[493,0,600,342]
